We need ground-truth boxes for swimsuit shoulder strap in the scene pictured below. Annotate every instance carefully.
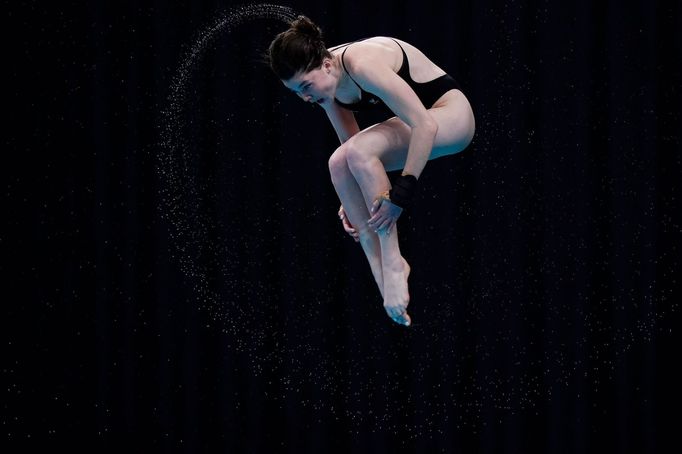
[389,38,411,78]
[340,45,364,91]
[337,38,406,91]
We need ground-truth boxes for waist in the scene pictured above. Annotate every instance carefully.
[409,74,460,108]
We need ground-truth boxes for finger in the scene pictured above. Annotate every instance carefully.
[375,217,392,233]
[367,212,378,226]
[368,210,386,227]
[383,222,393,236]
[344,222,356,234]
[369,197,386,213]
[370,198,382,214]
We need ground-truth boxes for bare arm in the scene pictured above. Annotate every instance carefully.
[322,101,360,144]
[345,53,438,178]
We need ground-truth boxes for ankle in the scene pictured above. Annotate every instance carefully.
[384,256,406,272]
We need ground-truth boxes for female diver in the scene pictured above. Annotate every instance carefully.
[268,16,475,326]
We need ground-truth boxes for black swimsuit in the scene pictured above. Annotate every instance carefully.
[333,38,460,112]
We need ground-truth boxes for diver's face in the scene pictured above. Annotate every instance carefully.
[282,60,335,106]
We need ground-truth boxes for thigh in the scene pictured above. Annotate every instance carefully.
[347,90,475,172]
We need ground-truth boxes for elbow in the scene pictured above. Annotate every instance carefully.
[429,118,439,136]
[419,116,438,137]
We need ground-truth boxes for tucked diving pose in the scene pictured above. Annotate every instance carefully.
[267,16,475,326]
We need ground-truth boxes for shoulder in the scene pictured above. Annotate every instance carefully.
[341,37,401,72]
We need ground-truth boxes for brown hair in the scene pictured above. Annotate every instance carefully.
[267,16,332,80]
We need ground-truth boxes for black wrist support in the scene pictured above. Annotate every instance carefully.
[389,174,418,209]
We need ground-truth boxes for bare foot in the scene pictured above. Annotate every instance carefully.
[383,257,411,326]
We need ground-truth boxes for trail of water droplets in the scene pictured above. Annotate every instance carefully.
[155,5,441,433]
[154,3,665,436]
[158,4,297,347]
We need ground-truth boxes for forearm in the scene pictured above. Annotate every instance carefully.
[401,121,438,178]
[337,125,360,144]
[324,103,360,144]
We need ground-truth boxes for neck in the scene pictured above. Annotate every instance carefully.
[331,54,351,93]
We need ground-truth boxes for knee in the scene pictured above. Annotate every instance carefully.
[342,138,369,171]
[328,145,351,183]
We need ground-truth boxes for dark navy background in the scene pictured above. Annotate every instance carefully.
[5,0,681,452]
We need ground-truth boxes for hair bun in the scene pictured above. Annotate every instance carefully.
[291,15,323,40]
